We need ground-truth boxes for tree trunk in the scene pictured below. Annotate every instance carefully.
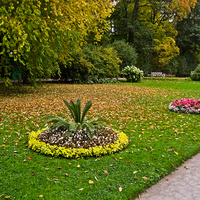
[128,0,140,44]
[22,70,30,85]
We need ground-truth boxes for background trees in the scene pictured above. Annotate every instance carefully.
[175,0,200,76]
[109,0,198,76]
[1,0,200,85]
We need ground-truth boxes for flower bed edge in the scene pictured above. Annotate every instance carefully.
[28,129,129,158]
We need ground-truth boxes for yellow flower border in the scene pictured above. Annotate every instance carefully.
[28,129,129,158]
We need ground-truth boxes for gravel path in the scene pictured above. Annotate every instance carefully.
[134,153,200,200]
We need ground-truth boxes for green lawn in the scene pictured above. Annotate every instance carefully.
[140,79,200,92]
[0,80,200,199]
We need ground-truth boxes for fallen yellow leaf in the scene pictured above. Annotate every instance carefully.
[119,186,123,192]
[89,180,94,184]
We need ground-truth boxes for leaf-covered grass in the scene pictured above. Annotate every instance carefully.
[0,80,200,200]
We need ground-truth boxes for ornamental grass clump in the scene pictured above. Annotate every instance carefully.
[169,98,200,114]
[28,99,129,158]
[43,99,106,138]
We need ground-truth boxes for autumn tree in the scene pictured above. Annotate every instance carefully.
[0,0,113,86]
[110,0,197,73]
[175,0,200,76]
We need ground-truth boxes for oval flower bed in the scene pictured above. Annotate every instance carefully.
[169,98,200,114]
[28,129,129,158]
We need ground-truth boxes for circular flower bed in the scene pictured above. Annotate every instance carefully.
[28,128,129,158]
[169,98,200,114]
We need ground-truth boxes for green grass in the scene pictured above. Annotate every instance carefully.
[140,79,200,92]
[0,80,200,199]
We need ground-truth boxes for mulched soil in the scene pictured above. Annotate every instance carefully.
[38,127,119,149]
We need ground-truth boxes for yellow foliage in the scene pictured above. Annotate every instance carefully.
[152,23,179,67]
[133,0,197,67]
[171,0,197,19]
[28,129,129,158]
[58,0,113,43]
[0,0,114,84]
[154,37,179,67]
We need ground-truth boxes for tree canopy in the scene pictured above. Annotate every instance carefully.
[1,0,200,84]
[0,0,113,85]
[110,0,197,73]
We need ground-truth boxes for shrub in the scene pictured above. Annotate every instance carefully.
[191,64,200,81]
[121,66,143,82]
[94,78,119,84]
[83,45,121,79]
[56,49,93,83]
[143,77,191,81]
[176,52,198,77]
[160,58,178,75]
[55,44,121,82]
[110,40,138,71]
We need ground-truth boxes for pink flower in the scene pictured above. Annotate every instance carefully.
[170,98,200,114]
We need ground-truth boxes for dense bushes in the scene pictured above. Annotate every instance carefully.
[176,52,198,77]
[56,41,139,83]
[191,64,200,81]
[56,44,121,82]
[56,49,92,82]
[83,45,121,79]
[109,40,138,71]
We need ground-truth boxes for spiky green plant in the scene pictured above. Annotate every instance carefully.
[43,99,107,138]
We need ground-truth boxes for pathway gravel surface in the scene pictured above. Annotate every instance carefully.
[134,153,200,200]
